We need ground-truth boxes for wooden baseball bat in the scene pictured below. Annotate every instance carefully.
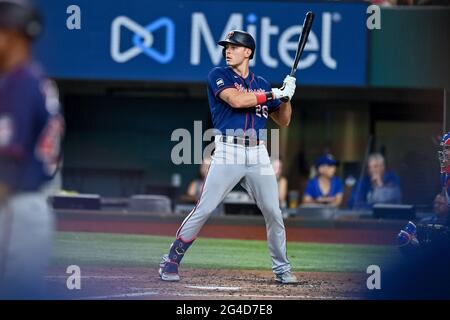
[280,11,315,102]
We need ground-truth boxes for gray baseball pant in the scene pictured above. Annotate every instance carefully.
[176,136,291,275]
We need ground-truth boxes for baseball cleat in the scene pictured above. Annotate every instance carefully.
[275,271,298,284]
[159,254,180,282]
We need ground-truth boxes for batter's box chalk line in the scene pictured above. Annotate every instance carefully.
[185,285,241,291]
[45,275,134,279]
[82,291,160,300]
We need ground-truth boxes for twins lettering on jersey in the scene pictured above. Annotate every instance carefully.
[232,82,268,119]
[207,67,280,139]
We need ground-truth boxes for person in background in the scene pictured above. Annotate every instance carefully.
[272,159,288,209]
[431,192,450,223]
[302,154,344,207]
[348,153,402,209]
[182,157,211,203]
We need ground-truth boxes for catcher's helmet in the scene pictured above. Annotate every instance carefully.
[0,0,42,40]
[439,132,450,174]
[218,30,256,59]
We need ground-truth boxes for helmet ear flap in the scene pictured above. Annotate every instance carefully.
[222,47,226,58]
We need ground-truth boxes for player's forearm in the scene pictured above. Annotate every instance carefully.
[223,91,266,109]
[220,88,280,109]
[272,102,292,127]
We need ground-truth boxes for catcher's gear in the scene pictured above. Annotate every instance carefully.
[218,30,256,59]
[438,132,450,207]
[397,219,450,257]
[438,132,450,174]
[397,221,420,255]
[417,222,450,249]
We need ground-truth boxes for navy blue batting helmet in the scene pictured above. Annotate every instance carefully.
[0,0,42,40]
[218,30,256,59]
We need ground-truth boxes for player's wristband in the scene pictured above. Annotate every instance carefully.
[254,92,274,105]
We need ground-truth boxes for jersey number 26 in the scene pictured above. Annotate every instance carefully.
[255,105,268,119]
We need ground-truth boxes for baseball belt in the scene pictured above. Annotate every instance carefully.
[219,135,264,147]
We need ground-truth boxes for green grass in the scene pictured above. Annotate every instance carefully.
[53,232,398,273]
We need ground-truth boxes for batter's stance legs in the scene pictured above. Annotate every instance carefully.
[243,155,292,275]
[159,156,246,281]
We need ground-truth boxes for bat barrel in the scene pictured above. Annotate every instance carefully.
[290,11,315,77]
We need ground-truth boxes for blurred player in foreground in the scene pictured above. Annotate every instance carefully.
[0,0,64,299]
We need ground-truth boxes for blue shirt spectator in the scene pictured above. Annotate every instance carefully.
[304,176,344,200]
[303,154,344,207]
[349,153,402,209]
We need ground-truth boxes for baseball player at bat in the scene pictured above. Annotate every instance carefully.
[159,30,298,284]
[0,0,64,298]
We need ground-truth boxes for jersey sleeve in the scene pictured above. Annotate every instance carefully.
[257,76,281,113]
[207,67,236,98]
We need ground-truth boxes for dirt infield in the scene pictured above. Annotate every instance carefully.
[45,266,367,300]
[48,213,392,299]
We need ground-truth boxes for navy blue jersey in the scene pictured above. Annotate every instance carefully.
[207,66,281,140]
[0,63,64,192]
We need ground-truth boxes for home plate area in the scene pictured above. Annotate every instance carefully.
[44,266,367,299]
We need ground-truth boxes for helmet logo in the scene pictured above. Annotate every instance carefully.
[226,31,234,40]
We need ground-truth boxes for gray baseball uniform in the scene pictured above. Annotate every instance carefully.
[0,193,54,297]
[177,136,291,274]
[159,60,294,281]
